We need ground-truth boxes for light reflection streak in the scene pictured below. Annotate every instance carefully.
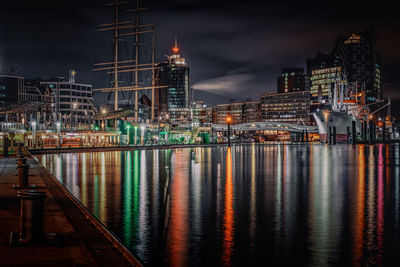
[168,150,189,267]
[309,145,330,266]
[223,147,234,266]
[353,145,365,266]
[377,145,384,265]
[124,151,133,246]
[249,144,256,251]
[275,145,282,251]
[152,150,160,238]
[395,144,400,227]
[133,150,140,247]
[81,153,88,206]
[191,148,202,258]
[56,155,62,183]
[138,150,148,258]
[366,146,375,264]
[99,152,106,223]
[71,154,80,199]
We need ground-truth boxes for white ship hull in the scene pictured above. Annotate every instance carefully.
[313,110,359,143]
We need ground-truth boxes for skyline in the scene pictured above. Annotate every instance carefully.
[1,0,399,109]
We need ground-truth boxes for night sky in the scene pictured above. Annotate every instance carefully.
[1,0,399,111]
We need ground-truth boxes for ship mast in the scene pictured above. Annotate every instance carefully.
[94,0,165,122]
[113,0,120,111]
[134,0,139,121]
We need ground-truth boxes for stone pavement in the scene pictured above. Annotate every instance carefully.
[0,154,141,267]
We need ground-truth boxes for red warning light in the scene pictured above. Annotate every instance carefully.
[172,46,179,54]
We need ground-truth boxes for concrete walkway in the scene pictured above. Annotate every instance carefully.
[0,154,141,266]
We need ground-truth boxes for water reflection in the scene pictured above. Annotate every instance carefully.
[38,144,400,266]
[223,147,234,266]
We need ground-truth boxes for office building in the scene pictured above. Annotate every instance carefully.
[260,91,311,124]
[277,68,306,93]
[213,101,261,125]
[38,74,94,125]
[307,27,382,105]
[155,39,191,117]
[0,74,49,122]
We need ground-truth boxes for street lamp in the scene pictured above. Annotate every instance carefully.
[102,108,107,130]
[134,126,138,145]
[56,121,61,148]
[31,121,37,148]
[126,125,130,146]
[141,126,145,145]
[226,115,232,147]
[73,103,77,127]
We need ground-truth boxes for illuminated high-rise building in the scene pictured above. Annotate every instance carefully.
[307,27,382,105]
[155,38,190,118]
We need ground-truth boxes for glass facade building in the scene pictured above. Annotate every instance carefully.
[155,42,190,117]
[307,27,382,105]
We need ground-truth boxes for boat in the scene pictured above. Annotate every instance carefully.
[313,74,375,143]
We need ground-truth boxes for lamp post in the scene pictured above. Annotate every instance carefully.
[126,125,130,146]
[31,121,37,148]
[141,126,145,145]
[102,108,106,130]
[56,121,61,148]
[134,126,137,145]
[73,103,77,127]
[226,115,232,147]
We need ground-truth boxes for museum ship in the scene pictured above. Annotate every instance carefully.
[313,75,388,143]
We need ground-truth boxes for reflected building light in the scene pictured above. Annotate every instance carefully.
[56,155,63,183]
[71,154,80,199]
[353,145,365,266]
[223,147,234,266]
[366,146,375,259]
[137,150,148,259]
[309,146,331,266]
[168,150,189,267]
[216,163,221,230]
[377,145,384,265]
[395,144,400,227]
[99,152,107,224]
[249,144,256,251]
[123,151,133,247]
[81,153,88,207]
[132,150,140,248]
[191,149,202,255]
[275,144,282,247]
[152,150,160,232]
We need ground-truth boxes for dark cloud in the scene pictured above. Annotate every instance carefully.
[1,0,400,111]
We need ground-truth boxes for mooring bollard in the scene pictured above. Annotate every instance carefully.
[3,135,9,156]
[17,143,23,156]
[16,158,28,188]
[17,190,47,243]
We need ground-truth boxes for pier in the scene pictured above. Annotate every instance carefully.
[0,150,142,266]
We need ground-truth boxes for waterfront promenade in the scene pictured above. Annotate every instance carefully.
[0,153,141,266]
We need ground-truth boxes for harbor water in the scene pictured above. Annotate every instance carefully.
[38,144,400,266]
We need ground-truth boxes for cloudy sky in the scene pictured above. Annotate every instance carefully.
[1,0,399,109]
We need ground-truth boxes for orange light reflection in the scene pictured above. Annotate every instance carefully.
[353,145,365,266]
[223,147,234,266]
